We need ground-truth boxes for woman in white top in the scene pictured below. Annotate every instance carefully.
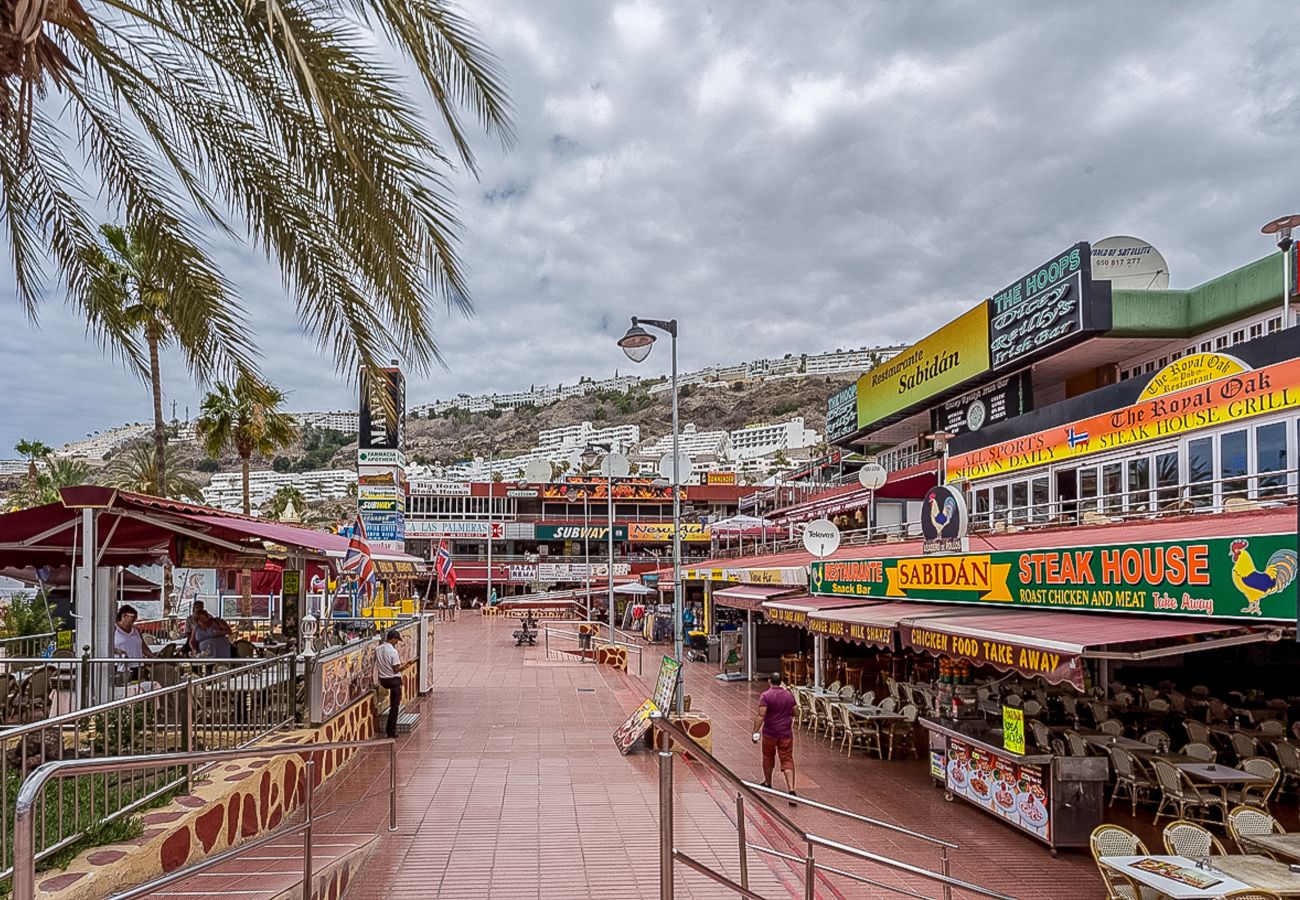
[113,605,154,681]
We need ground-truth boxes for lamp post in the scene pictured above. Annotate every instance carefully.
[485,445,495,609]
[619,317,685,716]
[580,443,623,637]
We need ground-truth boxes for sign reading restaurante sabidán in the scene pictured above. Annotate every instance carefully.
[809,533,1298,621]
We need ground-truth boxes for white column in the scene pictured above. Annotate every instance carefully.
[745,609,754,682]
[74,509,96,656]
[814,635,824,689]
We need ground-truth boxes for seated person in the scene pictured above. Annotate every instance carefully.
[192,610,234,658]
[113,604,154,679]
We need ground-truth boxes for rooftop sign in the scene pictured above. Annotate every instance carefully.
[989,242,1102,371]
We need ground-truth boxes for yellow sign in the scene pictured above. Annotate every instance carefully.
[705,471,737,485]
[857,303,990,430]
[1003,706,1026,755]
[766,607,807,627]
[884,555,1013,602]
[1138,352,1249,400]
[628,523,711,542]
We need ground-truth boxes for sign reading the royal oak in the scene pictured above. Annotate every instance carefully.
[810,533,1298,622]
[948,356,1300,482]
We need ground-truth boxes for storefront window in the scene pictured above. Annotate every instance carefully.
[1031,477,1050,522]
[1155,451,1180,508]
[1102,463,1122,514]
[1220,429,1248,501]
[1127,457,1150,513]
[1010,481,1028,523]
[1257,422,1288,497]
[974,488,990,526]
[1188,437,1213,507]
[1078,468,1098,513]
[992,484,1008,523]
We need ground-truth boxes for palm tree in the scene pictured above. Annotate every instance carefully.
[79,223,254,497]
[106,443,204,502]
[1,1,513,386]
[13,438,52,492]
[195,376,297,516]
[263,485,308,521]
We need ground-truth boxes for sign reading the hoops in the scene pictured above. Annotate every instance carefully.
[920,485,968,554]
[988,243,1097,371]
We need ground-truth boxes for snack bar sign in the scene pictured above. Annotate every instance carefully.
[810,533,1298,621]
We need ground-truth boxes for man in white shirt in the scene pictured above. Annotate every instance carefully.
[376,629,404,739]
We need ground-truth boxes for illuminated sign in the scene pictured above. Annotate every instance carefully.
[988,243,1097,371]
[948,356,1300,481]
[1138,352,1249,401]
[628,523,712,542]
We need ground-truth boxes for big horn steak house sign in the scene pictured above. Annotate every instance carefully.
[810,533,1298,621]
[948,355,1300,481]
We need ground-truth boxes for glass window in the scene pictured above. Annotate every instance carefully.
[1010,481,1028,524]
[1031,477,1050,523]
[1078,468,1098,514]
[992,484,1008,522]
[1102,463,1122,514]
[974,488,990,525]
[1127,458,1150,513]
[1188,437,1214,507]
[1219,429,1248,501]
[1155,450,1180,510]
[1250,324,1263,340]
[1215,335,1229,350]
[1257,422,1287,497]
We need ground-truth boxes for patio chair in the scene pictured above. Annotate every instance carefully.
[1183,742,1217,763]
[885,676,899,702]
[1065,731,1090,757]
[1099,719,1124,736]
[1151,758,1227,825]
[1140,729,1169,748]
[1226,805,1285,856]
[13,668,53,723]
[1292,721,1300,743]
[1090,701,1111,724]
[1231,732,1259,762]
[1220,891,1283,900]
[839,685,856,702]
[843,666,864,693]
[791,686,812,731]
[1259,719,1285,738]
[0,672,17,722]
[827,680,841,694]
[1051,738,1067,757]
[1114,691,1135,706]
[231,640,256,659]
[881,704,918,760]
[1184,719,1212,744]
[1023,699,1043,718]
[1108,746,1157,817]
[1162,819,1227,857]
[859,690,875,707]
[1060,693,1079,720]
[1029,720,1053,753]
[877,697,897,713]
[838,704,879,758]
[815,695,839,742]
[1168,692,1187,714]
[1003,692,1023,708]
[1207,698,1230,723]
[1090,825,1160,900]
[1273,741,1300,796]
[1225,757,1280,809]
[1139,686,1158,706]
[1147,698,1170,713]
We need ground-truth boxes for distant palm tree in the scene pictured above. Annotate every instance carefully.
[195,376,297,516]
[14,438,52,490]
[263,485,310,522]
[106,443,204,502]
[79,223,254,496]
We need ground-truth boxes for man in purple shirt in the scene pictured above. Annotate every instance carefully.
[752,673,798,805]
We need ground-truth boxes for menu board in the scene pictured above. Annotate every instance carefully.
[945,737,1050,841]
[613,699,659,755]
[652,657,682,711]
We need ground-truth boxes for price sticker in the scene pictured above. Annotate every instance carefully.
[1002,706,1025,755]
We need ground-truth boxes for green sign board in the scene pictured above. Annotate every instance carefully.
[535,524,628,541]
[809,533,1297,622]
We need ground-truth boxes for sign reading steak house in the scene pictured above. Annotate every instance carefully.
[810,533,1298,621]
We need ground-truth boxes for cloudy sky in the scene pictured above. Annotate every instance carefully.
[2,1,1298,454]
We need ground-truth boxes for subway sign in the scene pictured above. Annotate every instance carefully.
[810,533,1298,621]
[534,524,629,541]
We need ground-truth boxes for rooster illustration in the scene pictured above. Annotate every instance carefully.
[1229,539,1298,616]
[929,493,958,536]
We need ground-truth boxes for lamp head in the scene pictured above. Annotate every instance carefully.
[1261,214,1300,252]
[618,320,656,363]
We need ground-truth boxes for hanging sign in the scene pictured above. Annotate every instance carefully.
[1003,706,1026,755]
[920,485,968,554]
[988,243,1103,371]
[1137,352,1250,400]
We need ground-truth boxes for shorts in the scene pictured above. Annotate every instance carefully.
[762,734,794,770]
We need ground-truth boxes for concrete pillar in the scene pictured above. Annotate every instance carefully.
[813,635,825,690]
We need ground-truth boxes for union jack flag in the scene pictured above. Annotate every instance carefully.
[435,539,457,590]
[342,517,377,599]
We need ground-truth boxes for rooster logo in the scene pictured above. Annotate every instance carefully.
[929,493,958,536]
[1229,539,1298,616]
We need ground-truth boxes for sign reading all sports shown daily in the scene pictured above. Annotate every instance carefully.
[809,533,1298,621]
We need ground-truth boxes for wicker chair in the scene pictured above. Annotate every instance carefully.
[791,686,813,731]
[1184,720,1212,745]
[1273,741,1300,796]
[1221,891,1283,900]
[1259,719,1286,738]
[839,685,856,702]
[1162,819,1227,857]
[1147,697,1170,713]
[1183,742,1217,763]
[1023,699,1043,718]
[1065,731,1090,757]
[1108,747,1156,817]
[1141,729,1169,747]
[1060,694,1079,720]
[882,704,919,760]
[1151,758,1227,825]
[1029,720,1053,753]
[814,695,839,741]
[1090,825,1160,900]
[1225,757,1281,809]
[839,704,880,759]
[1099,719,1125,736]
[1231,732,1260,762]
[1226,805,1285,857]
[878,697,897,713]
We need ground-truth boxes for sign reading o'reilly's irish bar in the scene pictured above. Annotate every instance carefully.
[988,243,1109,372]
[826,384,858,442]
[810,533,1298,621]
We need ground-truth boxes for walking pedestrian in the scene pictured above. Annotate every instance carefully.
[376,628,404,739]
[752,673,798,805]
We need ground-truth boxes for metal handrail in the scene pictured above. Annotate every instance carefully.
[11,738,397,900]
[648,713,1017,900]
[541,625,644,674]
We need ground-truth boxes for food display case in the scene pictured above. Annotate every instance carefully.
[921,717,1108,853]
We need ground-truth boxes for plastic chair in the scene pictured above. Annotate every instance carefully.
[1226,757,1281,809]
[1226,805,1285,856]
[1183,742,1217,763]
[1151,758,1227,825]
[1108,747,1156,817]
[1090,825,1160,900]
[1162,819,1226,857]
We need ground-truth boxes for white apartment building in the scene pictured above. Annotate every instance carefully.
[56,423,152,460]
[637,423,730,461]
[202,467,356,511]
[537,421,640,454]
[294,411,359,433]
[804,345,906,376]
[729,417,821,460]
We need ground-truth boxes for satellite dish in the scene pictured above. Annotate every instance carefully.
[858,462,887,490]
[523,459,552,483]
[1091,236,1170,290]
[600,452,631,478]
[802,518,841,558]
[657,450,693,482]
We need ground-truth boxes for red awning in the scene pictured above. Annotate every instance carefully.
[760,595,875,628]
[711,584,802,612]
[807,601,957,648]
[897,608,1258,690]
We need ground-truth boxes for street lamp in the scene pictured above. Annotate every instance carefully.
[579,445,601,622]
[1261,214,1300,331]
[619,316,685,717]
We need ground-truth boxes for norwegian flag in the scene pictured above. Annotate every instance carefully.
[342,517,377,599]
[435,539,458,590]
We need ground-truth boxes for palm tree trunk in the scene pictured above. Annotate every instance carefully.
[240,451,253,617]
[148,330,167,497]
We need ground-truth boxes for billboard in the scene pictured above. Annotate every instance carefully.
[857,304,990,431]
[628,523,711,542]
[988,243,1107,371]
[931,371,1032,438]
[826,383,858,442]
[359,366,406,451]
[534,524,629,541]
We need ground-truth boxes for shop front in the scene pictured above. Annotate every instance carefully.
[759,595,876,687]
[710,584,804,681]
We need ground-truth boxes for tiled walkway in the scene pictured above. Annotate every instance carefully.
[300,612,1128,899]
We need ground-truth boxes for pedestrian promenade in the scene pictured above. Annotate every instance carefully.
[160,612,1108,898]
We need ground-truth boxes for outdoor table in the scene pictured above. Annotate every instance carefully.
[1239,834,1300,864]
[1128,749,1196,765]
[1081,733,1150,753]
[1209,855,1300,897]
[1098,855,1251,898]
[846,705,903,720]
[1177,762,1269,786]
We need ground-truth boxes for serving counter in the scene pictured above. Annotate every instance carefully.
[921,717,1108,853]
